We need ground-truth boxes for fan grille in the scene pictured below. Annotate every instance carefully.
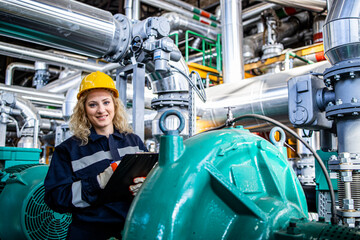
[24,184,71,240]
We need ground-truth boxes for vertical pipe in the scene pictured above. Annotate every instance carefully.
[220,0,244,83]
[124,0,133,19]
[132,0,141,20]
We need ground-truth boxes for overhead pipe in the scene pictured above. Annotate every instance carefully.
[40,71,83,94]
[0,41,121,73]
[0,0,130,60]
[0,83,65,107]
[163,0,218,21]
[196,61,331,130]
[5,62,60,85]
[242,3,277,20]
[221,0,244,82]
[260,0,326,12]
[163,12,220,41]
[140,0,219,28]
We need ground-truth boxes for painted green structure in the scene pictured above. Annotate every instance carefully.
[0,147,71,240]
[123,126,309,239]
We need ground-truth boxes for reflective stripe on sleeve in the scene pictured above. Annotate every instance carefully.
[72,181,90,208]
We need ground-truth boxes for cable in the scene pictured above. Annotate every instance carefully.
[169,64,207,102]
[7,115,20,138]
[205,113,338,224]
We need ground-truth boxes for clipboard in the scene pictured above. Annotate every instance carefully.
[98,153,158,204]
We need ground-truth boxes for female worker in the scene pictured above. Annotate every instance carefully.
[44,71,147,240]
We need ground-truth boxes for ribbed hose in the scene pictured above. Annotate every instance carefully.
[338,172,360,210]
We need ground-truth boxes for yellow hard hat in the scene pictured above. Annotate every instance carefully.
[77,71,119,99]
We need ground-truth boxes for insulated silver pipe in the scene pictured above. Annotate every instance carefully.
[221,0,244,82]
[140,0,219,27]
[163,13,220,41]
[196,61,331,129]
[0,83,65,107]
[38,108,64,120]
[124,0,134,19]
[132,0,140,20]
[242,3,277,20]
[323,0,360,65]
[163,0,218,21]
[0,0,127,58]
[260,0,326,12]
[0,41,121,72]
[40,71,82,93]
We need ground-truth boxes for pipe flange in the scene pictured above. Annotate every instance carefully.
[336,210,360,218]
[326,102,360,119]
[104,14,131,62]
[151,98,188,110]
[323,60,360,87]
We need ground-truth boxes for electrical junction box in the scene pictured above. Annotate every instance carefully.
[288,74,332,130]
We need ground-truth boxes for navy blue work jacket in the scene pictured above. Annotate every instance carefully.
[44,128,147,239]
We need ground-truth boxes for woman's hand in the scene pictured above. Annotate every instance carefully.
[129,177,146,196]
[97,161,120,189]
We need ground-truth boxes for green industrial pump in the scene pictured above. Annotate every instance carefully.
[0,147,71,240]
[123,110,360,239]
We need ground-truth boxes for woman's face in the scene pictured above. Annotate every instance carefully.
[85,89,115,135]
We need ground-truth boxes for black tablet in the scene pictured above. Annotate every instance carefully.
[98,153,158,204]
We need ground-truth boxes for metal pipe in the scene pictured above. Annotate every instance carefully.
[40,71,82,93]
[0,83,65,107]
[221,0,244,82]
[323,0,360,65]
[163,0,218,22]
[163,12,220,41]
[5,62,60,85]
[0,0,127,59]
[140,0,219,28]
[5,63,34,85]
[242,3,277,20]
[260,0,326,12]
[37,108,64,120]
[124,0,133,19]
[0,41,121,72]
[196,61,331,130]
[132,0,140,20]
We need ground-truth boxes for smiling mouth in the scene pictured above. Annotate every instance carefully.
[96,115,108,120]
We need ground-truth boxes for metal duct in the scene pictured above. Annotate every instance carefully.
[260,0,326,12]
[163,12,220,41]
[0,0,128,59]
[221,0,244,83]
[196,61,331,130]
[323,0,360,65]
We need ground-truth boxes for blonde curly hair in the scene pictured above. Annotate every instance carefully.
[69,89,132,145]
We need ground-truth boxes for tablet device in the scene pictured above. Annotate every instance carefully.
[98,153,158,204]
